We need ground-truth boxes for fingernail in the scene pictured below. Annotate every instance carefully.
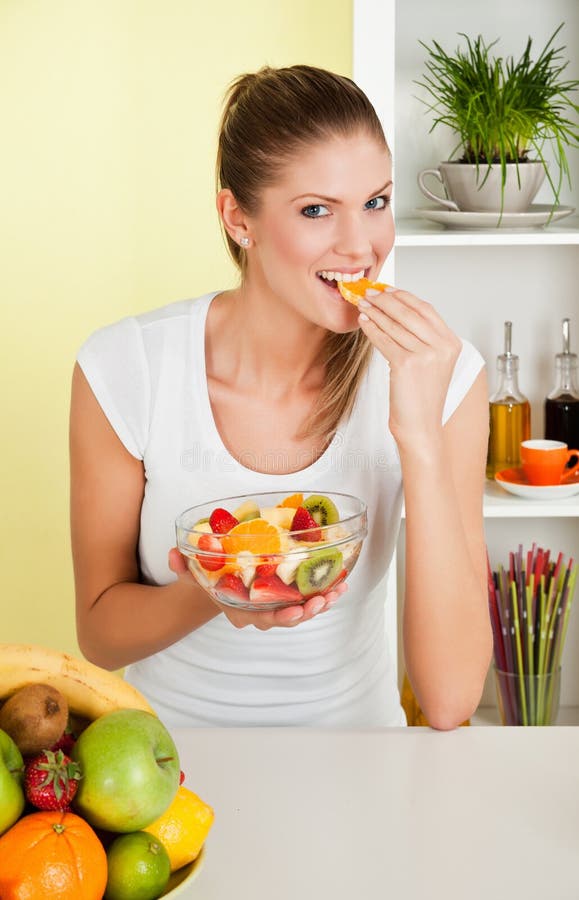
[365,289,381,298]
[309,599,324,615]
[287,611,303,623]
[357,298,371,308]
[385,285,398,293]
[359,313,369,322]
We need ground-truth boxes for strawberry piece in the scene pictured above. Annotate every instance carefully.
[196,533,225,571]
[215,573,250,605]
[249,574,303,604]
[209,507,239,534]
[179,769,186,785]
[255,563,278,577]
[24,749,82,811]
[290,506,322,542]
[50,729,77,756]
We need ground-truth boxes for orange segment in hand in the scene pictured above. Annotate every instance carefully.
[337,278,388,306]
[221,518,282,555]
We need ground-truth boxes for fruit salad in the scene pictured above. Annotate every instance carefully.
[176,491,368,611]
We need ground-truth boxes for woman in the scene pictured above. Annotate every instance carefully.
[70,65,492,729]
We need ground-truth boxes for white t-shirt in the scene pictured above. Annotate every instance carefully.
[77,291,484,727]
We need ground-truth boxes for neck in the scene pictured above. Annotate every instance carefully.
[207,282,326,399]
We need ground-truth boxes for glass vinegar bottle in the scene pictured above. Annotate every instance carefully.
[486,321,531,479]
[544,318,579,450]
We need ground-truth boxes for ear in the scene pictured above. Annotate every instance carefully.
[216,189,252,246]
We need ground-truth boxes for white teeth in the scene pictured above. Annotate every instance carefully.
[317,269,366,283]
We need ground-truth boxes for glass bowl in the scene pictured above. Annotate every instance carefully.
[162,848,205,896]
[175,491,368,611]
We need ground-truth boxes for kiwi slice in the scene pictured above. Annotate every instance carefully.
[296,547,343,597]
[303,494,339,527]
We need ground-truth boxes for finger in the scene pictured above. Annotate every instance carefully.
[360,293,433,348]
[381,288,451,339]
[168,547,190,574]
[358,311,418,363]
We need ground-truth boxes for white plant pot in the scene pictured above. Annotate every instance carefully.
[417,161,546,213]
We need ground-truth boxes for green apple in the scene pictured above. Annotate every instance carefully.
[0,727,25,834]
[71,709,180,832]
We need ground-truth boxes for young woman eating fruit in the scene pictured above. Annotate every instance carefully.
[70,65,492,729]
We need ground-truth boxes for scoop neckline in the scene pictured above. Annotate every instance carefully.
[191,291,350,482]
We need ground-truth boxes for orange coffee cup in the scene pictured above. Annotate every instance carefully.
[520,439,579,486]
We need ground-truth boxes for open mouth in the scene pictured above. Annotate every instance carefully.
[316,268,368,295]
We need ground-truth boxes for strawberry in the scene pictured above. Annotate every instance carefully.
[215,573,250,605]
[249,574,303,604]
[196,533,225,571]
[255,563,278,577]
[179,769,186,785]
[290,507,322,542]
[209,507,239,534]
[24,749,82,811]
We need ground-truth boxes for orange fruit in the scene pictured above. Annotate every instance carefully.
[221,518,281,556]
[144,785,215,872]
[277,493,304,509]
[0,810,107,900]
[337,277,388,306]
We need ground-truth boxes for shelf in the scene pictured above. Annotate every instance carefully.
[471,705,579,726]
[400,483,579,519]
[395,215,579,246]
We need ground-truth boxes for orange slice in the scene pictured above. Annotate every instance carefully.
[277,493,304,509]
[221,518,282,556]
[337,278,388,307]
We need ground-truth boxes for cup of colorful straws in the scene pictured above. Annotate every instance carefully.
[488,544,577,726]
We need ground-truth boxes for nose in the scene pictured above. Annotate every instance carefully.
[333,211,373,259]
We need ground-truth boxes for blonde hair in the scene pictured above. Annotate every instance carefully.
[216,65,389,442]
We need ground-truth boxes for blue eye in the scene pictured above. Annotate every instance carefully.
[301,204,330,218]
[365,195,389,210]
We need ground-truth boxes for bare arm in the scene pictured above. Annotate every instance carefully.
[70,364,344,670]
[70,364,220,670]
[401,369,492,729]
[358,287,492,730]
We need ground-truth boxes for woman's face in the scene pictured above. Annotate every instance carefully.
[245,131,394,332]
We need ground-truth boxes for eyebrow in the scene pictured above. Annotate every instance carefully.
[292,181,393,204]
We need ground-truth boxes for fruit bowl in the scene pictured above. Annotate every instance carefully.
[175,491,368,611]
[162,848,205,896]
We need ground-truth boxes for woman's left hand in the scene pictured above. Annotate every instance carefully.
[357,286,462,448]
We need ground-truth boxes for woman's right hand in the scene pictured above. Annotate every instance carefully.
[168,548,345,630]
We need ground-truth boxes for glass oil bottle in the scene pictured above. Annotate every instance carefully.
[544,318,579,451]
[486,321,531,479]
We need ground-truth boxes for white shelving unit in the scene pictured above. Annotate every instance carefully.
[354,0,579,724]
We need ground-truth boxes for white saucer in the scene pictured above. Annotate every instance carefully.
[495,467,579,500]
[415,204,575,229]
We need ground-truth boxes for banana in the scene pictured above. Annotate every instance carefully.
[0,644,155,720]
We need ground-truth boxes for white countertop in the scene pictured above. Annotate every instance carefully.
[173,726,579,899]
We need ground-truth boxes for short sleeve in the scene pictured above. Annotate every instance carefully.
[76,317,150,460]
[442,339,485,425]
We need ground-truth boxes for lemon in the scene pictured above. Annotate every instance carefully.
[104,831,171,900]
[144,785,214,872]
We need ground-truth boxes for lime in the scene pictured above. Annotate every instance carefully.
[104,831,171,900]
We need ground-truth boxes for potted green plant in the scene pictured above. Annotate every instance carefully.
[415,24,579,216]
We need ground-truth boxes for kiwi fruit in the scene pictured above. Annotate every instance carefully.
[296,548,343,597]
[0,683,68,756]
[303,494,339,527]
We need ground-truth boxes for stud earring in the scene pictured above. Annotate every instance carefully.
[239,236,250,248]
